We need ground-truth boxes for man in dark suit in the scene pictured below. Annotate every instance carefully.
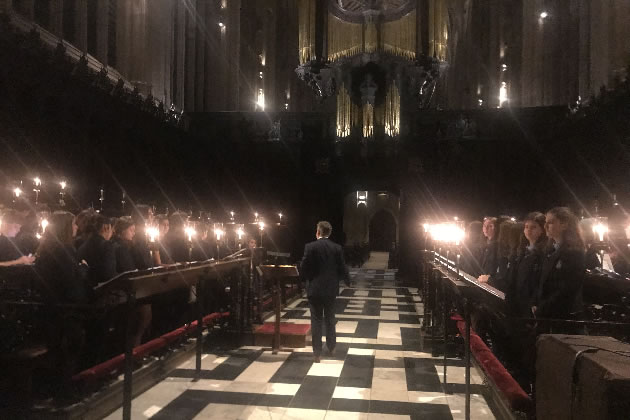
[300,221,350,362]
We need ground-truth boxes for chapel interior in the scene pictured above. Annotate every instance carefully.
[1,1,630,419]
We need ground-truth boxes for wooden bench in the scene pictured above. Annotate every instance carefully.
[0,345,49,404]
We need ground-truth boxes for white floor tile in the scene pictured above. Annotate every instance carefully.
[265,383,301,395]
[282,408,327,420]
[407,391,449,404]
[235,351,290,383]
[347,348,375,356]
[324,410,368,420]
[143,405,162,418]
[307,359,345,377]
[336,321,358,334]
[332,386,371,400]
[370,387,409,402]
[367,413,409,420]
[241,406,287,420]
[194,403,248,419]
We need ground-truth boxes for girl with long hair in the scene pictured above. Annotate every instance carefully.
[35,211,89,303]
[535,207,585,319]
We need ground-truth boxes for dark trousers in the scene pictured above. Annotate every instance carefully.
[308,296,336,356]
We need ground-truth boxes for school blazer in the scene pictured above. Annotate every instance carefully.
[537,244,585,318]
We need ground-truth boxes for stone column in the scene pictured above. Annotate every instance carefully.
[174,1,186,108]
[75,0,88,52]
[95,0,108,64]
[184,0,196,111]
[204,1,225,111]
[194,0,205,111]
[147,0,174,106]
[226,0,241,110]
[262,1,277,111]
[50,0,63,36]
[20,0,34,19]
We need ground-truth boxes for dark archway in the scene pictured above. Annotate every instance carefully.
[369,209,397,251]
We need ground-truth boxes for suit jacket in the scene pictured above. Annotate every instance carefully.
[300,238,350,298]
[537,244,585,318]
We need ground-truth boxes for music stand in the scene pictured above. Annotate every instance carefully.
[257,265,299,353]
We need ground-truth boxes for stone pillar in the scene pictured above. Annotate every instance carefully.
[184,0,196,111]
[174,1,186,108]
[262,1,277,111]
[589,0,609,94]
[50,0,63,36]
[204,1,226,111]
[96,0,108,64]
[75,0,88,52]
[226,0,241,110]
[19,0,34,19]
[147,0,174,106]
[194,0,205,111]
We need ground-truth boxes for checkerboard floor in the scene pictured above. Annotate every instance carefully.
[104,267,496,420]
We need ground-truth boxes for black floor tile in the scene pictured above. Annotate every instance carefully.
[338,354,374,388]
[404,357,443,392]
[368,289,383,298]
[363,299,381,316]
[399,314,422,324]
[282,309,306,319]
[448,383,487,395]
[169,349,263,381]
[401,327,421,345]
[340,289,355,297]
[269,352,314,384]
[329,398,370,412]
[397,296,414,303]
[289,376,338,409]
[396,287,411,296]
[150,390,211,420]
[151,390,293,420]
[354,319,379,339]
[335,298,349,314]
[370,400,452,418]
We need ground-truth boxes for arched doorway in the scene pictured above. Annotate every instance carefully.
[369,209,397,251]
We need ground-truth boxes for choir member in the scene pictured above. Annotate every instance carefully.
[462,220,483,277]
[0,209,35,266]
[111,216,137,273]
[35,211,89,303]
[477,217,499,283]
[77,214,117,287]
[73,208,96,250]
[535,207,585,319]
[506,212,546,317]
[163,212,190,263]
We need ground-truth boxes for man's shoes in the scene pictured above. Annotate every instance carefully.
[327,347,335,357]
[314,355,321,363]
